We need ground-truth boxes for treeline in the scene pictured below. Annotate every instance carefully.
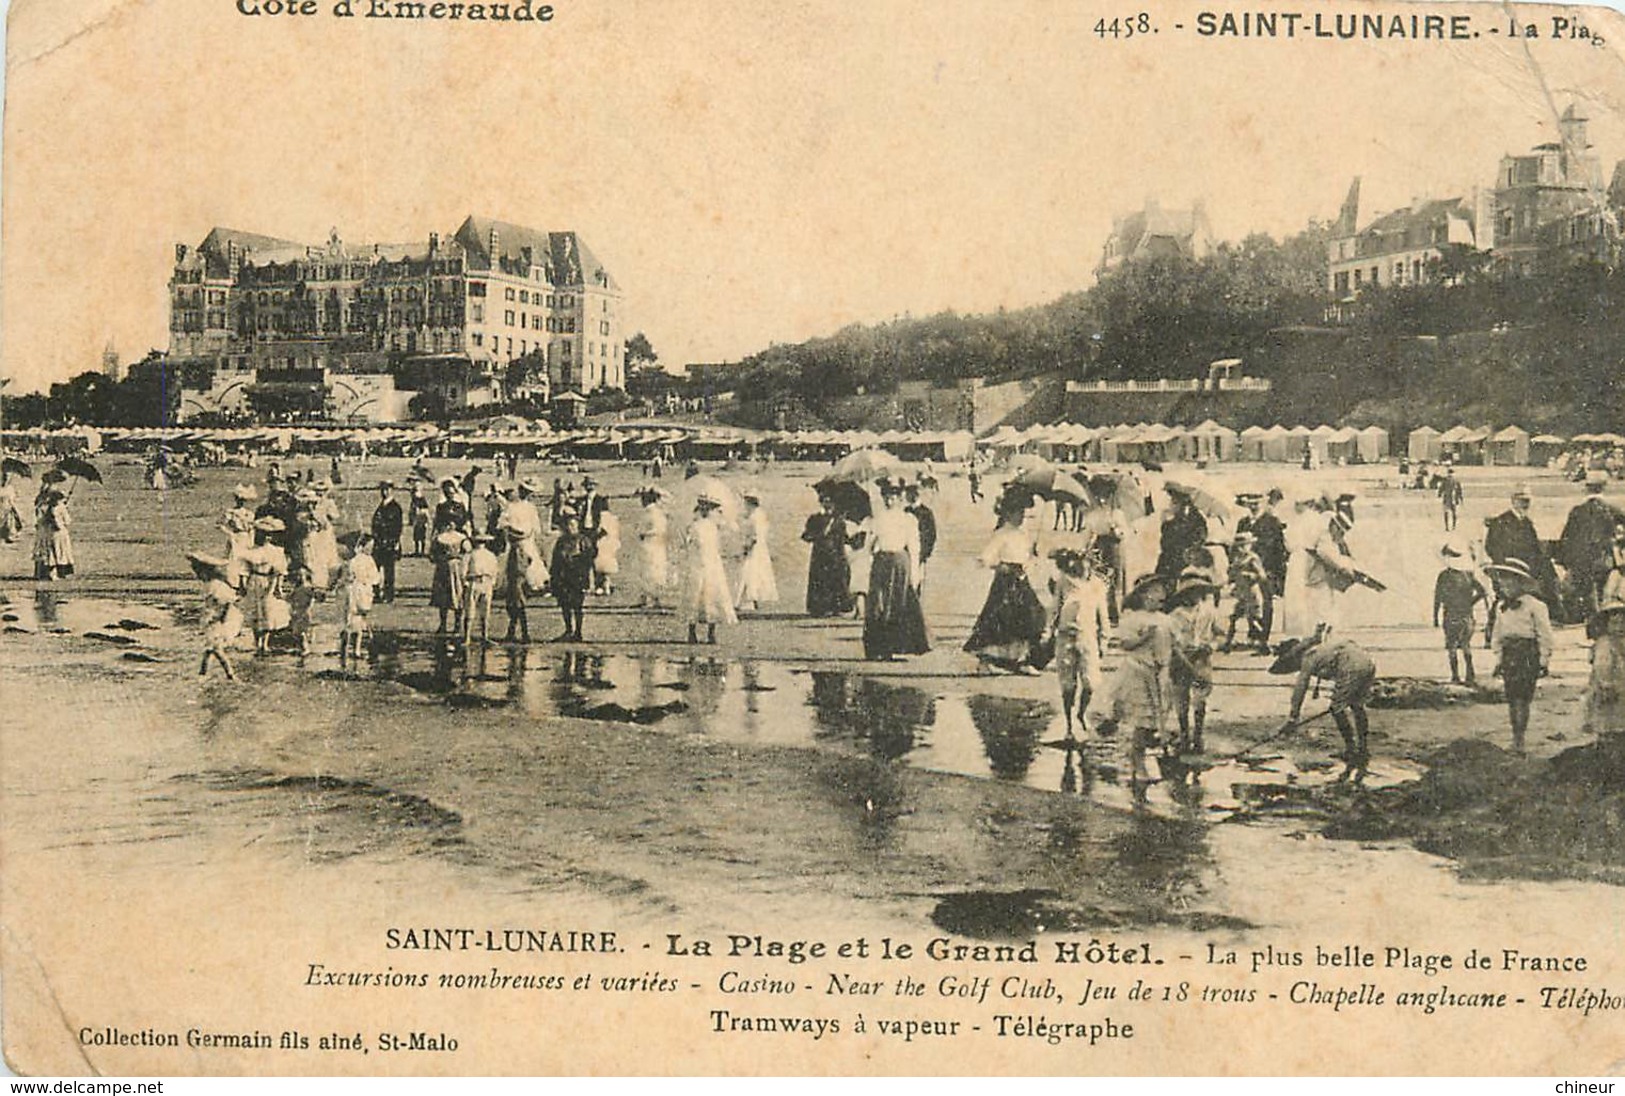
[4,356,179,429]
[726,224,1334,412]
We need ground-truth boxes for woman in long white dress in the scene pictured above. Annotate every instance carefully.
[302,481,342,588]
[639,489,672,607]
[734,490,779,611]
[682,494,736,643]
[593,505,622,595]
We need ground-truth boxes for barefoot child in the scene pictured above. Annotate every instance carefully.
[1223,532,1271,653]
[1107,575,1174,802]
[1050,546,1110,739]
[1168,568,1223,754]
[1487,558,1554,754]
[1433,540,1488,685]
[337,534,380,661]
[463,531,500,646]
[188,552,241,680]
[286,565,319,658]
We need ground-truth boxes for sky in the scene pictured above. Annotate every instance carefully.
[6,0,1625,392]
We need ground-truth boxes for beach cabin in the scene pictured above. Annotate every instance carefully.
[1188,420,1239,463]
[1487,425,1531,467]
[1439,425,1490,465]
[1355,424,1390,463]
[1325,426,1360,465]
[1238,425,1267,462]
[1407,425,1442,462]
[1530,434,1567,466]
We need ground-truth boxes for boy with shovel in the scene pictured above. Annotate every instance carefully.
[1270,628,1377,780]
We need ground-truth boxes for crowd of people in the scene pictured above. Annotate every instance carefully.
[7,443,1622,797]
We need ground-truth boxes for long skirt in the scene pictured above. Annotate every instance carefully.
[864,551,929,659]
[1583,622,1625,736]
[642,538,670,594]
[1500,636,1542,703]
[683,552,737,625]
[735,543,779,606]
[806,543,851,616]
[431,560,465,612]
[964,565,1046,668]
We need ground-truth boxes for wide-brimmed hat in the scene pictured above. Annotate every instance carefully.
[1050,546,1099,577]
[741,486,764,503]
[1235,492,1262,505]
[641,486,671,503]
[470,530,494,544]
[1510,483,1533,501]
[1268,636,1319,675]
[231,484,258,501]
[1169,568,1220,607]
[440,476,460,489]
[313,478,333,492]
[1122,573,1172,611]
[521,478,545,494]
[377,479,395,490]
[1586,469,1609,489]
[1440,539,1472,569]
[1485,558,1538,586]
[185,550,232,581]
[252,516,285,533]
[1231,530,1255,545]
[434,529,469,550]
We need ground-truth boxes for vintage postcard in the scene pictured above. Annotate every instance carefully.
[3,0,1624,1077]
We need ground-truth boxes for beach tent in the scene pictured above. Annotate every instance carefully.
[1440,425,1490,465]
[1487,425,1531,467]
[1407,425,1442,462]
[1188,419,1239,462]
[1325,426,1360,464]
[1355,424,1390,463]
[1238,425,1267,462]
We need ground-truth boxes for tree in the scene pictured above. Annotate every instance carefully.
[624,332,658,369]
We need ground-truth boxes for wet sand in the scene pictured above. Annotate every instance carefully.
[3,456,1623,1074]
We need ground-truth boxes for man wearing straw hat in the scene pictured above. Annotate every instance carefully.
[1484,482,1559,641]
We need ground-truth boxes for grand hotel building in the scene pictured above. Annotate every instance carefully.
[168,216,623,418]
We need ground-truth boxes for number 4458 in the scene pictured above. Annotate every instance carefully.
[1095,14,1152,36]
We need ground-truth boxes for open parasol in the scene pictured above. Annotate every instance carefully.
[1083,471,1145,516]
[54,455,104,484]
[1162,479,1231,523]
[1005,455,1091,503]
[814,478,873,521]
[824,448,902,484]
[683,474,741,526]
[2,457,31,479]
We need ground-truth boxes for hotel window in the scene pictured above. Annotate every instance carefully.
[504,310,515,326]
[520,290,529,304]
[520,314,527,329]
[471,304,484,323]
[469,281,486,297]
[473,334,483,346]
[505,288,516,300]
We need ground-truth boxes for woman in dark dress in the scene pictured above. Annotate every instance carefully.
[863,482,930,660]
[964,490,1047,672]
[801,491,853,617]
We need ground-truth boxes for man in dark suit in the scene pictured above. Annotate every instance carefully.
[904,483,938,581]
[1236,491,1287,645]
[1484,482,1560,640]
[1557,470,1625,621]
[578,475,608,534]
[370,480,404,603]
[1438,467,1464,531]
